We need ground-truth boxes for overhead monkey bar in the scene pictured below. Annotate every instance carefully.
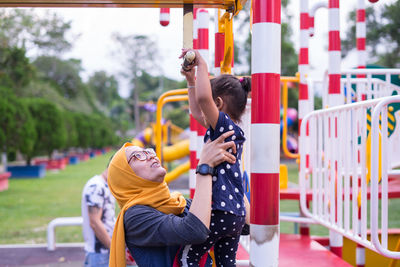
[0,0,246,9]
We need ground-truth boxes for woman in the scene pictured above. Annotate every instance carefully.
[108,131,239,267]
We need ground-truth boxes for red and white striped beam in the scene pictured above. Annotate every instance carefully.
[355,0,367,262]
[357,0,367,101]
[193,7,199,51]
[309,1,328,37]
[189,113,197,198]
[189,7,199,199]
[214,11,224,76]
[328,0,342,107]
[160,8,170,26]
[250,0,281,265]
[328,0,343,257]
[214,9,222,76]
[197,9,210,71]
[193,7,208,178]
[299,0,311,236]
[299,0,310,150]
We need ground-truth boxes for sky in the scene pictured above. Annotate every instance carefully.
[31,0,391,98]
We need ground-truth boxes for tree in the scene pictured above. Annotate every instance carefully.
[87,71,120,108]
[0,46,35,90]
[342,2,400,68]
[24,98,67,161]
[164,107,189,129]
[33,56,83,98]
[74,113,92,150]
[236,0,297,76]
[0,9,74,55]
[112,33,159,131]
[63,111,78,149]
[0,87,35,166]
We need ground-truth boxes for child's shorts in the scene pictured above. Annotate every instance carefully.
[178,210,245,267]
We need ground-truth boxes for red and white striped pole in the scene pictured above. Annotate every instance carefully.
[355,0,366,263]
[250,0,281,265]
[189,113,197,198]
[328,0,343,257]
[189,7,199,199]
[328,0,342,107]
[357,0,367,100]
[299,0,311,236]
[196,7,208,166]
[197,9,209,71]
[160,8,170,27]
[214,9,224,76]
[309,1,328,37]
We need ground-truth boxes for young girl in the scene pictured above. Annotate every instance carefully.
[180,50,251,267]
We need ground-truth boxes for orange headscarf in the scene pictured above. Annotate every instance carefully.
[108,143,186,267]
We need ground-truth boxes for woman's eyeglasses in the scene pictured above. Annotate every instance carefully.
[127,148,157,164]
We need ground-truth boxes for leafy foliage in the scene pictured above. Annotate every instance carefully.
[33,56,83,98]
[23,98,67,162]
[112,33,159,131]
[236,1,298,76]
[0,46,35,89]
[0,9,74,55]
[87,71,120,107]
[0,87,35,158]
[342,2,400,67]
[164,107,189,129]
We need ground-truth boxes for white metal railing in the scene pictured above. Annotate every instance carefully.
[321,69,400,107]
[371,96,400,259]
[299,96,400,258]
[342,77,400,104]
[47,217,83,251]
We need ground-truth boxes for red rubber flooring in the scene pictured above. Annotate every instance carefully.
[236,234,352,267]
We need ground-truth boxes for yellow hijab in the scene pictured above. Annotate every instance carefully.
[108,142,186,267]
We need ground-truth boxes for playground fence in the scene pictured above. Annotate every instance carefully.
[321,69,400,107]
[299,95,400,259]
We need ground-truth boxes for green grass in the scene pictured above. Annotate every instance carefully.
[0,152,115,244]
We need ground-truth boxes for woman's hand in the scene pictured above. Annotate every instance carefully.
[199,130,237,167]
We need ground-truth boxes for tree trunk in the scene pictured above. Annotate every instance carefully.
[1,152,7,172]
[133,79,141,132]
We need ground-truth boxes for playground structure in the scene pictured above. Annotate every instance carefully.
[2,0,400,266]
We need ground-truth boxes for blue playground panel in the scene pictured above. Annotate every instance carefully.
[7,164,46,178]
[69,156,80,165]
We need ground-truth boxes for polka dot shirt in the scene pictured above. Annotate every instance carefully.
[204,112,246,217]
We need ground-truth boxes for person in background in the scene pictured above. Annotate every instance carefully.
[81,167,116,267]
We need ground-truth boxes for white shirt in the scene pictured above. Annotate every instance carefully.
[81,175,116,253]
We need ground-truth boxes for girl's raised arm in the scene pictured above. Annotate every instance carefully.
[193,52,219,130]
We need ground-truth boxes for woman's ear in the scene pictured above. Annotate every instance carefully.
[215,97,224,110]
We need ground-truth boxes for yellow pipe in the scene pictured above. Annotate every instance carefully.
[220,11,233,74]
[388,237,400,267]
[282,75,300,159]
[155,89,188,160]
[163,139,190,162]
[165,160,191,183]
[156,95,189,160]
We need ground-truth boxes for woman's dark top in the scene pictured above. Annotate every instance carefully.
[124,199,211,267]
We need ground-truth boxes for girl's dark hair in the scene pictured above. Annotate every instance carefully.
[210,74,251,122]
